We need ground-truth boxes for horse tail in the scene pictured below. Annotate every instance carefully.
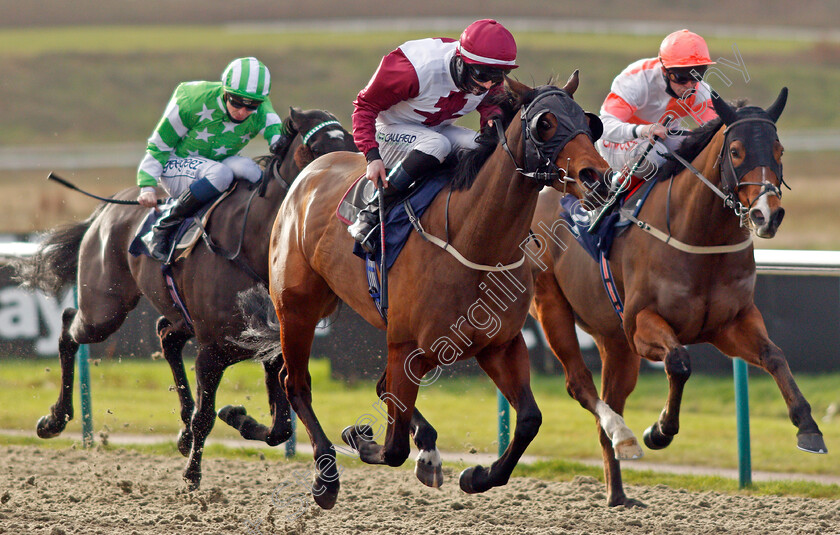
[12,203,105,297]
[234,285,283,364]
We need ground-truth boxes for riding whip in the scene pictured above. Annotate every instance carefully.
[589,118,672,232]
[48,172,164,205]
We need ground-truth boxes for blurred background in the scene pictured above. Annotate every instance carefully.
[0,1,838,478]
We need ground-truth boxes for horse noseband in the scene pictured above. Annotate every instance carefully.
[521,88,594,187]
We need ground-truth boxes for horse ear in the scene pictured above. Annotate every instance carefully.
[289,106,304,130]
[766,87,788,123]
[585,112,603,141]
[711,92,738,126]
[562,69,580,97]
[505,77,531,99]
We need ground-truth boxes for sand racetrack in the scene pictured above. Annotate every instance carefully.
[1,445,839,534]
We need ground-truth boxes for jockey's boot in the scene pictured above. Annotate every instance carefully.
[144,188,205,263]
[348,150,440,252]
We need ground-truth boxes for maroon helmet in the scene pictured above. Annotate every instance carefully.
[456,19,518,69]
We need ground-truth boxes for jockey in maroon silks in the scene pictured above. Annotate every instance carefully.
[348,19,518,252]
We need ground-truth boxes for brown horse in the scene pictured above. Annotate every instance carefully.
[252,75,610,509]
[529,88,827,507]
[13,107,357,490]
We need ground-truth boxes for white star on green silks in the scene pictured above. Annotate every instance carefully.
[213,146,230,156]
[195,128,214,142]
[196,104,216,122]
[221,121,238,133]
[240,134,252,143]
[187,150,201,157]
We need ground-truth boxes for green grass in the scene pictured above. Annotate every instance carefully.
[2,358,838,481]
[1,25,838,147]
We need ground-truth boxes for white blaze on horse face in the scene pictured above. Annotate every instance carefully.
[326,130,345,140]
[750,167,777,237]
[595,400,644,460]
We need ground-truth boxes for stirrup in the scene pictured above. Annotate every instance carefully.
[356,225,378,254]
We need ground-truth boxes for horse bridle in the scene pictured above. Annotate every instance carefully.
[495,88,598,189]
[661,115,785,220]
[718,116,787,213]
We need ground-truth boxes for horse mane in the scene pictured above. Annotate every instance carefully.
[652,99,748,182]
[449,85,538,190]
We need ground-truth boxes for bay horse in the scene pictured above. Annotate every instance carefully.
[255,75,610,509]
[13,107,357,490]
[529,88,827,506]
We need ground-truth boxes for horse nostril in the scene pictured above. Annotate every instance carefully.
[578,167,598,187]
[772,208,785,229]
[749,209,766,227]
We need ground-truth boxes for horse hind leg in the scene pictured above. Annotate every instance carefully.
[37,303,133,439]
[460,335,542,494]
[157,317,195,457]
[36,308,80,438]
[218,353,294,447]
[531,275,641,460]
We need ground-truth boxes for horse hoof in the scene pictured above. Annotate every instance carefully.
[609,495,647,508]
[341,424,374,450]
[643,424,673,450]
[176,429,192,457]
[36,415,63,439]
[614,437,644,460]
[218,405,247,426]
[414,449,444,488]
[183,473,201,492]
[459,465,490,494]
[312,475,339,510]
[797,433,828,454]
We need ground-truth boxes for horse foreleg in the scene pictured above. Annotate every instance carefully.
[342,342,424,471]
[183,349,225,491]
[712,305,826,454]
[597,336,644,507]
[37,308,80,439]
[280,306,341,510]
[157,317,195,457]
[461,335,541,494]
[630,309,691,451]
[375,368,442,487]
[531,274,641,460]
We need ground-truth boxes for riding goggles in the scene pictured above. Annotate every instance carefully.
[467,63,509,85]
[226,93,263,111]
[665,66,706,85]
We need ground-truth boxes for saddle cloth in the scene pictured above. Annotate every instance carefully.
[558,179,657,262]
[128,185,235,262]
[336,171,451,271]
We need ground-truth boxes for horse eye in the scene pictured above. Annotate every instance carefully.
[730,148,739,157]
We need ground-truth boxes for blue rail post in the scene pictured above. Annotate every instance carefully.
[497,390,510,456]
[74,288,94,448]
[733,357,752,488]
[284,409,297,458]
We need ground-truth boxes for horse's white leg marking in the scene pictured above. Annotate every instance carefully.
[596,400,643,460]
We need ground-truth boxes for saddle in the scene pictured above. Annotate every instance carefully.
[128,185,236,262]
[336,171,450,270]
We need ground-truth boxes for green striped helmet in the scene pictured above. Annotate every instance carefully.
[221,57,271,100]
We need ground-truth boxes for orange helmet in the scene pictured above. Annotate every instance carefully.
[658,29,716,69]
